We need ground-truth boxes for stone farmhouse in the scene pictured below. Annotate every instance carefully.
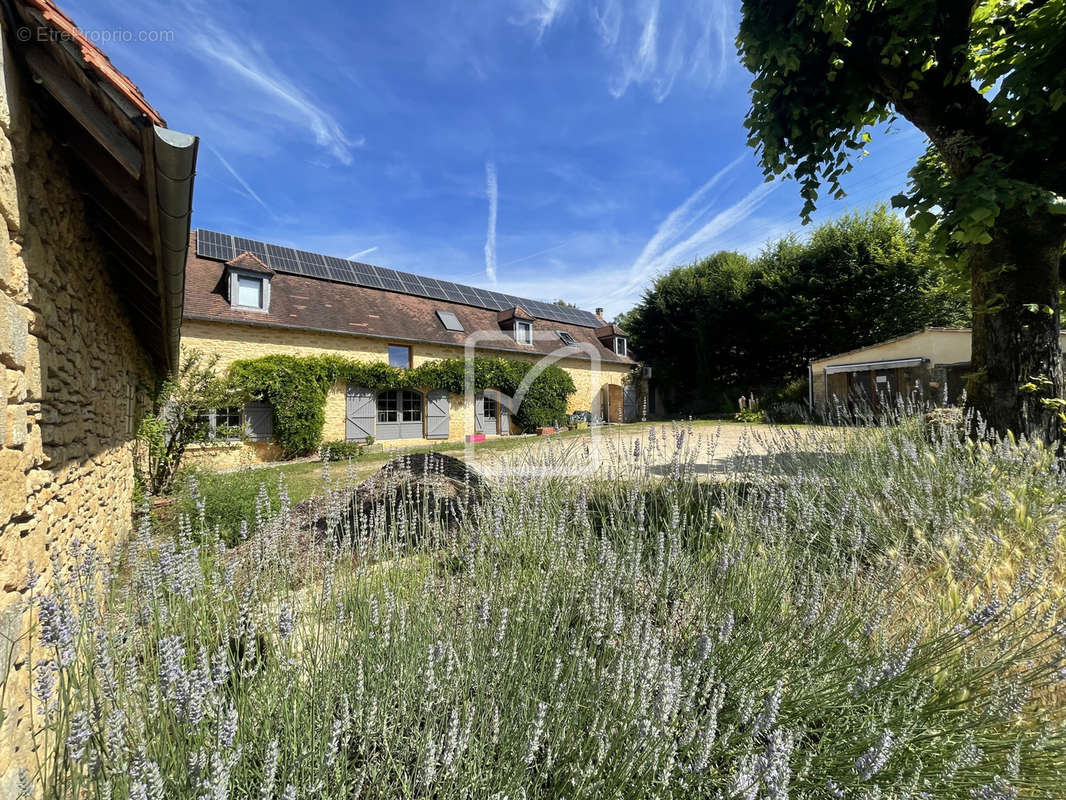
[0,0,196,788]
[183,229,638,466]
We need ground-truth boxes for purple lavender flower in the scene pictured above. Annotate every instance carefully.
[66,710,93,762]
[279,602,295,641]
[970,777,1018,800]
[218,703,239,749]
[37,592,76,666]
[855,728,895,779]
[257,741,279,800]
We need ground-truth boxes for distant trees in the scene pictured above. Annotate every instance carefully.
[737,0,1066,441]
[624,208,968,412]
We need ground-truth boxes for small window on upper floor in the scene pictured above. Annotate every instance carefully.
[436,310,464,331]
[614,336,627,357]
[515,320,533,345]
[236,275,264,309]
[388,344,412,369]
[557,330,576,347]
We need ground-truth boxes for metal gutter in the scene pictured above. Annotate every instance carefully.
[151,125,198,371]
[181,313,636,366]
[824,357,926,375]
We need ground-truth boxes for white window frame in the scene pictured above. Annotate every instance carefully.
[614,336,627,357]
[195,406,243,441]
[515,320,533,345]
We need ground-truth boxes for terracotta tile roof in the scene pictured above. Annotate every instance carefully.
[498,305,535,323]
[226,252,274,275]
[595,323,629,339]
[184,232,634,365]
[18,0,165,125]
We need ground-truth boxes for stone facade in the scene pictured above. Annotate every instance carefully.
[181,318,633,463]
[0,36,152,791]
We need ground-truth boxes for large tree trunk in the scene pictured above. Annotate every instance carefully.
[968,210,1066,444]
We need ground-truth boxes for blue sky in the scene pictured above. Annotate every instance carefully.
[67,0,926,318]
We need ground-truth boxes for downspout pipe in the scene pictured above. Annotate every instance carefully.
[152,125,198,372]
[807,363,814,411]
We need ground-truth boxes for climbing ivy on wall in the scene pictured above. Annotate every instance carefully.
[227,354,576,457]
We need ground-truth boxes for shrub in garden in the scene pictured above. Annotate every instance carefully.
[12,416,1066,798]
[320,440,367,462]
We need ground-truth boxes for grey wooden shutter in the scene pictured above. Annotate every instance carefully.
[473,394,484,433]
[345,385,374,442]
[426,389,450,439]
[623,385,637,423]
[499,407,510,435]
[244,401,274,441]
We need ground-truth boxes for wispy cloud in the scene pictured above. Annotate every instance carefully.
[484,160,499,284]
[189,22,360,164]
[348,246,379,260]
[513,0,570,40]
[209,146,273,215]
[519,0,736,101]
[500,240,569,267]
[607,0,733,101]
[612,156,778,300]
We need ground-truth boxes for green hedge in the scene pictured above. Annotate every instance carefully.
[228,355,575,457]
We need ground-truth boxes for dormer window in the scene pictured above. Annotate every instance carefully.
[614,336,627,357]
[515,320,533,345]
[237,275,264,309]
[225,251,273,312]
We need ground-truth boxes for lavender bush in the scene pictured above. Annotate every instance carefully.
[11,415,1066,799]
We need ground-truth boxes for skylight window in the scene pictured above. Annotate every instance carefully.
[557,331,576,346]
[436,310,464,331]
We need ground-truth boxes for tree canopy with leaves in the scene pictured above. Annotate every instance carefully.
[624,208,966,412]
[738,0,1066,440]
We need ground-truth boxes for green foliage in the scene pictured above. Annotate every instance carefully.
[228,355,575,457]
[320,440,367,461]
[738,0,1066,236]
[134,349,237,495]
[737,0,1066,438]
[624,208,967,412]
[733,408,766,424]
[177,468,284,547]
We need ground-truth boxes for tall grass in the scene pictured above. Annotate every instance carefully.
[12,417,1066,798]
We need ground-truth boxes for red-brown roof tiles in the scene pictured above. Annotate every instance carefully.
[226,252,275,275]
[19,0,165,125]
[184,233,634,365]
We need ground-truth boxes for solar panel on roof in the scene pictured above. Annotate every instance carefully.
[195,228,605,327]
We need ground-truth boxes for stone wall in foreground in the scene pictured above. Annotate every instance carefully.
[0,35,152,793]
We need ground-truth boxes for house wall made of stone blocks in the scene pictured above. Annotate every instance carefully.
[0,34,153,793]
[181,318,632,464]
